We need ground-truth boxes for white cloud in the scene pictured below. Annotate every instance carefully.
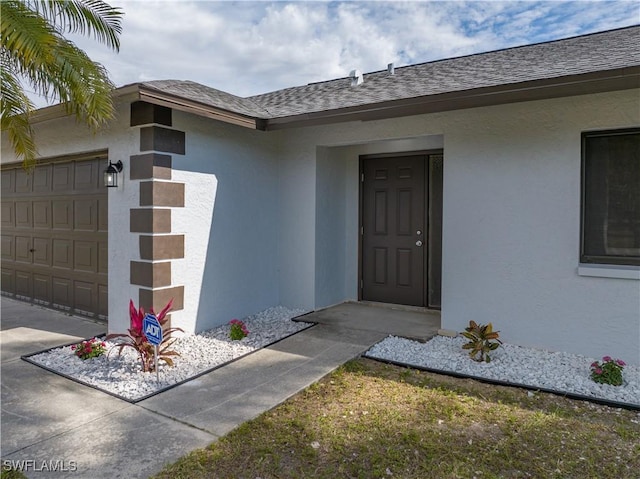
[29,0,640,108]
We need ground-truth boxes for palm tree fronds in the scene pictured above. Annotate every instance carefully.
[1,0,59,67]
[0,0,122,169]
[32,0,123,51]
[0,60,37,169]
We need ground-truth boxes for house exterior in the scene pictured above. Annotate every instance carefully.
[2,26,639,364]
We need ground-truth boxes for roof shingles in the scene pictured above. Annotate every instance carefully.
[131,26,640,121]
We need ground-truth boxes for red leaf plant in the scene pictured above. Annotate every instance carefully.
[106,299,183,372]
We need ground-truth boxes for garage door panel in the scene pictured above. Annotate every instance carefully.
[33,200,51,228]
[74,280,95,316]
[1,268,15,295]
[53,163,73,192]
[74,161,99,192]
[1,201,14,228]
[33,273,51,305]
[52,239,73,269]
[1,170,15,193]
[15,169,32,193]
[74,241,97,273]
[15,236,32,263]
[15,270,32,299]
[32,237,51,266]
[52,277,72,311]
[1,235,14,261]
[75,199,97,231]
[52,200,73,230]
[33,165,52,193]
[15,201,32,228]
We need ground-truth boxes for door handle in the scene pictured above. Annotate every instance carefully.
[415,240,423,247]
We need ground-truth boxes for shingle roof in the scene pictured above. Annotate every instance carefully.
[249,25,640,118]
[139,79,271,118]
[129,26,640,124]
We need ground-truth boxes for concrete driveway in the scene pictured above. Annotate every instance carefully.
[1,298,439,478]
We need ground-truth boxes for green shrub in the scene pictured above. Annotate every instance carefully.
[461,321,502,363]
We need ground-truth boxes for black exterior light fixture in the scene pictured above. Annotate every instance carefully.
[104,160,123,187]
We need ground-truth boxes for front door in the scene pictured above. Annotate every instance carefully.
[361,153,442,308]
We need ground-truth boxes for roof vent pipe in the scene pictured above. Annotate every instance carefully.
[349,69,363,86]
[387,63,395,75]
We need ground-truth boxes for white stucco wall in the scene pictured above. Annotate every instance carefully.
[276,140,318,310]
[275,89,640,365]
[169,111,281,332]
[439,90,640,365]
[314,146,346,308]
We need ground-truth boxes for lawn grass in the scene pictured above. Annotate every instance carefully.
[0,469,27,479]
[153,358,640,479]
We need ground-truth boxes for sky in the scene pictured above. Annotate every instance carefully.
[45,0,640,104]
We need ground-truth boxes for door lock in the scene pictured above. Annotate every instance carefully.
[415,240,423,247]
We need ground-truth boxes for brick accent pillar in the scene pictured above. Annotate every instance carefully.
[129,101,186,318]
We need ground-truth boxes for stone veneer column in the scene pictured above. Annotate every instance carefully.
[129,101,186,320]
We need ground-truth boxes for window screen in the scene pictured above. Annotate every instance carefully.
[582,129,640,266]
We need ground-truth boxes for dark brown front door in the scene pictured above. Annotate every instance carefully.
[361,153,442,308]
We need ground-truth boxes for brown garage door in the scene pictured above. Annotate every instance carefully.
[1,157,108,320]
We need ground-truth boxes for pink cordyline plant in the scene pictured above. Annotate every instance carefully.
[106,299,183,372]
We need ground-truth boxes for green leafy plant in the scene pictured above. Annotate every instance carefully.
[229,319,249,340]
[461,320,502,363]
[71,337,106,360]
[106,299,183,372]
[590,356,626,386]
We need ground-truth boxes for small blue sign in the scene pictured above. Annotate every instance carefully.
[142,313,163,346]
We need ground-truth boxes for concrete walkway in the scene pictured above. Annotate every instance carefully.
[1,298,439,478]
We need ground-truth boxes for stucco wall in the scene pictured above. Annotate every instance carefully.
[314,146,346,308]
[170,111,280,332]
[276,89,640,364]
[439,90,640,364]
[276,140,317,310]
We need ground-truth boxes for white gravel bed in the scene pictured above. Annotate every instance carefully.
[27,306,312,402]
[365,335,640,407]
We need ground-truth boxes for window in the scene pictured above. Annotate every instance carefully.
[581,128,640,266]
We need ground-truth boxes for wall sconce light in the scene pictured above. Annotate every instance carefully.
[104,160,123,187]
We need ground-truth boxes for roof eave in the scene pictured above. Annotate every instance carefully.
[264,66,640,130]
[29,84,267,130]
[24,66,640,130]
[136,86,266,130]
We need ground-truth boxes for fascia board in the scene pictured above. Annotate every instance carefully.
[264,67,640,130]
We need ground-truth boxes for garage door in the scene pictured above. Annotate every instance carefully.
[1,157,108,320]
